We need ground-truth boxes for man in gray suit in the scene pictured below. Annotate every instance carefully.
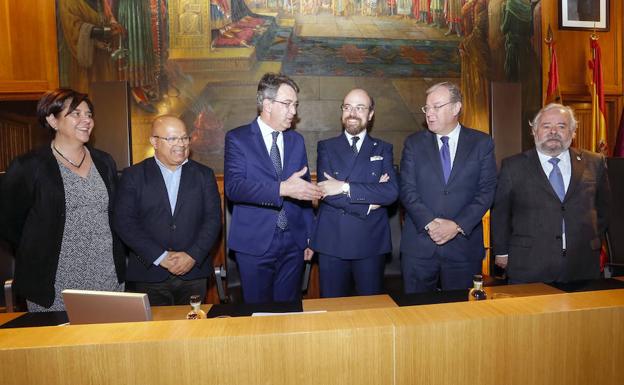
[491,103,611,283]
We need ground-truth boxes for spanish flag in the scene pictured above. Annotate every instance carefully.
[588,36,609,270]
[545,28,561,105]
[589,37,608,155]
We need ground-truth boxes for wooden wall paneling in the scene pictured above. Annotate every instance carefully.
[0,113,36,171]
[0,0,59,100]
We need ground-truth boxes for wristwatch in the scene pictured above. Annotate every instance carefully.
[341,183,350,195]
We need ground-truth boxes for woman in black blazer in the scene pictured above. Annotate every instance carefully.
[0,89,125,311]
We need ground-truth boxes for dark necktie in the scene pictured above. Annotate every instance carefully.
[351,136,360,155]
[548,157,565,201]
[548,157,566,246]
[440,136,451,183]
[270,131,287,230]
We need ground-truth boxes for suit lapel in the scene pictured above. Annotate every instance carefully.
[424,131,446,185]
[173,162,191,219]
[342,134,365,180]
[527,149,561,201]
[147,158,174,218]
[565,148,585,201]
[251,120,279,179]
[282,129,295,178]
[447,126,472,185]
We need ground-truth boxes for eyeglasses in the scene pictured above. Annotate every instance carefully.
[152,135,191,145]
[421,101,454,114]
[341,104,370,113]
[272,99,299,109]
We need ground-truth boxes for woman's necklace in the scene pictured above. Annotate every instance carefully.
[52,143,86,168]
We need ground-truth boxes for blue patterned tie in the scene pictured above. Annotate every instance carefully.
[548,157,566,243]
[440,136,451,183]
[351,136,360,155]
[548,158,565,201]
[270,131,287,230]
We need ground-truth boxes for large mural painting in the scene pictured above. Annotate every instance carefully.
[56,0,542,172]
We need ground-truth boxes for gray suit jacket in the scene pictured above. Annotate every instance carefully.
[491,148,611,283]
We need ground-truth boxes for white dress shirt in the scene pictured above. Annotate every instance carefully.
[258,117,284,168]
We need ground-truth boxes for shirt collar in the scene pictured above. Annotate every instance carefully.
[154,155,188,172]
[257,116,281,138]
[536,148,571,165]
[436,123,461,142]
[344,129,367,143]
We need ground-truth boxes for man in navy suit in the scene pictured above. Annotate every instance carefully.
[400,82,497,293]
[114,115,222,306]
[225,73,322,303]
[311,88,398,297]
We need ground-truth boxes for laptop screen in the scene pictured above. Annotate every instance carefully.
[62,289,152,325]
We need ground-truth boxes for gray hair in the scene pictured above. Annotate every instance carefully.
[256,73,299,113]
[426,82,463,104]
[529,103,578,131]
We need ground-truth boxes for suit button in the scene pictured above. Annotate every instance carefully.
[171,224,176,231]
[443,190,449,195]
[561,206,565,211]
[555,235,562,240]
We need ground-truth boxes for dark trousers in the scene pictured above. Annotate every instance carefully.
[319,253,385,298]
[235,228,304,304]
[128,276,207,306]
[401,251,482,294]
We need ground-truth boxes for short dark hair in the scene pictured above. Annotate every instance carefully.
[256,73,299,112]
[36,88,94,134]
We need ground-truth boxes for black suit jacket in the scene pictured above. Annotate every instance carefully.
[0,145,125,307]
[491,148,611,283]
[113,157,222,283]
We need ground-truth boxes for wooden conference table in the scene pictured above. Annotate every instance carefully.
[1,282,623,385]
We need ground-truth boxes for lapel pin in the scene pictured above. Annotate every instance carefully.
[373,142,377,146]
[577,156,581,161]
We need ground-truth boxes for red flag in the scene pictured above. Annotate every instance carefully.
[614,109,624,157]
[589,37,608,156]
[545,41,561,104]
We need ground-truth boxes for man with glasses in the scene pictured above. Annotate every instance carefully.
[399,82,497,293]
[491,103,611,283]
[225,73,322,303]
[311,88,398,297]
[114,115,222,305]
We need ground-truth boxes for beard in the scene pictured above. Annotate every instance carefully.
[535,134,572,156]
[342,115,367,135]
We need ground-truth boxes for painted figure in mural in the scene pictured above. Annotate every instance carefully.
[57,0,122,93]
[399,82,497,294]
[445,0,463,36]
[397,0,411,17]
[491,104,611,283]
[429,0,445,27]
[311,89,398,298]
[413,0,430,23]
[459,0,490,133]
[114,115,222,306]
[211,0,270,48]
[0,89,125,311]
[224,73,321,303]
[179,2,201,34]
[116,0,168,113]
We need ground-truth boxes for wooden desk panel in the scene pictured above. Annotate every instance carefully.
[0,309,395,385]
[390,289,624,385]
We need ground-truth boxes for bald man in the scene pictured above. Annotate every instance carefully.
[311,88,398,297]
[114,115,222,306]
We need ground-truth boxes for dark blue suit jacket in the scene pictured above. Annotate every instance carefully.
[113,158,222,282]
[399,126,497,262]
[311,134,398,260]
[225,119,314,255]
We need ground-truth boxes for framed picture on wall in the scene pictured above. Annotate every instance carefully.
[559,0,609,31]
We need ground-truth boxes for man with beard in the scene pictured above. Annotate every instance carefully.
[311,88,398,297]
[491,103,611,283]
[399,82,497,293]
